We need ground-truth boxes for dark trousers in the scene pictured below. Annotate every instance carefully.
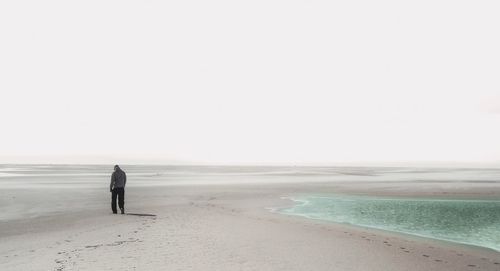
[111,187,125,213]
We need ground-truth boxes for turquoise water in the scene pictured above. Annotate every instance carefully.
[281,196,500,251]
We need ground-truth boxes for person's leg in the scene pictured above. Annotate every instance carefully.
[118,188,125,214]
[111,188,118,214]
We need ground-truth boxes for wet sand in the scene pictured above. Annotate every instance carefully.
[1,183,499,270]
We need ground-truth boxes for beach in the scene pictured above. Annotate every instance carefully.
[1,166,500,270]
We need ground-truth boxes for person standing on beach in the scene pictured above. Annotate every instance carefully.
[110,165,126,214]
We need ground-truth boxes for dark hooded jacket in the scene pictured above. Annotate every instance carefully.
[110,167,127,190]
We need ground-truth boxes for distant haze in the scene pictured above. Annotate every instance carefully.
[1,1,499,165]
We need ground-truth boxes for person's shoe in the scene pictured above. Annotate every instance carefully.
[113,211,117,214]
[120,208,125,214]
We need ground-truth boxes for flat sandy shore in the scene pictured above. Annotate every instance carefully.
[1,183,499,270]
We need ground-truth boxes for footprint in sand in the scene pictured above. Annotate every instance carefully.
[85,244,102,249]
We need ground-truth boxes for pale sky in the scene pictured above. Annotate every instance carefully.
[1,0,499,165]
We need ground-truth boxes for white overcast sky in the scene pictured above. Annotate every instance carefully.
[1,0,499,165]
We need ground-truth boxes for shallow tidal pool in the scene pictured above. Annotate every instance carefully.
[281,195,500,251]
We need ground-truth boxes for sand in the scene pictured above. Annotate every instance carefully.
[1,183,499,271]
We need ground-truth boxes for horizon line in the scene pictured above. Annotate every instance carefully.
[1,161,499,168]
